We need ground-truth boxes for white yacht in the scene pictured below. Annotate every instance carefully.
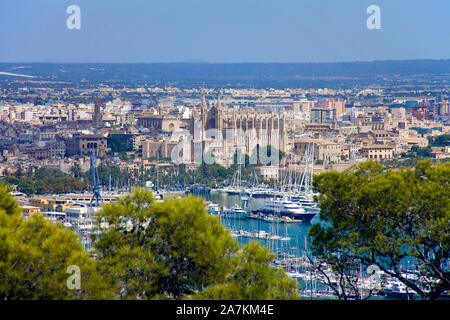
[221,205,249,219]
[254,199,316,222]
[246,186,276,198]
[289,193,320,214]
[224,186,244,195]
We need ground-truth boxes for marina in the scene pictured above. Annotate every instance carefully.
[19,148,445,300]
[18,150,446,300]
[67,150,440,298]
[205,190,445,300]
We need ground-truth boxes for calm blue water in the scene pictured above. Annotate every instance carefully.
[208,191,321,256]
[204,191,447,300]
[208,191,331,293]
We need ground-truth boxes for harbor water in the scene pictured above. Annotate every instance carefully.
[209,191,320,256]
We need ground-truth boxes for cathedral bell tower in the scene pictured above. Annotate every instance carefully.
[93,99,102,127]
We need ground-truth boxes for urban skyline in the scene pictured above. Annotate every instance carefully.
[0,0,448,304]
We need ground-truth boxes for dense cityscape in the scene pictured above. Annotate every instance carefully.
[0,1,449,309]
[0,61,448,302]
[0,64,448,191]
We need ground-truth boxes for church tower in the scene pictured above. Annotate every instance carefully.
[93,99,102,127]
[215,95,223,132]
[200,94,209,140]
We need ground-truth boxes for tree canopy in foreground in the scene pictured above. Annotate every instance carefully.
[309,160,449,300]
[0,185,112,299]
[0,186,297,300]
[94,189,298,299]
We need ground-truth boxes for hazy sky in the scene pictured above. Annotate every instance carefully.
[0,0,449,63]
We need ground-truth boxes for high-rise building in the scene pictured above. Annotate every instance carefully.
[323,98,346,117]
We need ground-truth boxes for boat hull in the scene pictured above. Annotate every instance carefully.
[222,213,250,219]
[253,209,316,222]
[248,193,275,198]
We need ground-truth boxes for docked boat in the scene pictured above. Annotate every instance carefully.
[262,215,281,223]
[253,199,316,222]
[225,164,244,195]
[207,203,221,215]
[221,205,250,219]
[185,185,211,197]
[377,280,412,298]
[278,142,319,218]
[252,214,302,223]
[224,186,244,195]
[280,216,303,223]
[246,187,276,198]
[233,229,291,241]
[289,193,320,214]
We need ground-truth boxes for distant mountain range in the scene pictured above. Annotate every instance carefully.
[1,60,450,88]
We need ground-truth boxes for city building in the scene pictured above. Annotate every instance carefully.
[361,145,394,160]
[66,134,109,158]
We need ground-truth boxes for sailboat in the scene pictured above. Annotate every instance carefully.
[221,189,250,219]
[245,171,276,198]
[288,143,320,217]
[225,163,244,195]
[221,205,249,219]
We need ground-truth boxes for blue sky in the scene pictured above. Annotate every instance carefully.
[0,0,449,63]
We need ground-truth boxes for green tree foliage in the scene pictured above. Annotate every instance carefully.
[193,242,298,300]
[15,166,23,178]
[429,134,450,147]
[86,163,132,190]
[2,167,87,195]
[84,159,259,190]
[0,187,112,299]
[409,145,431,158]
[94,189,297,299]
[199,163,228,181]
[95,189,237,299]
[155,163,233,187]
[0,185,21,216]
[309,160,450,300]
[402,134,450,160]
[107,135,134,153]
[70,163,83,178]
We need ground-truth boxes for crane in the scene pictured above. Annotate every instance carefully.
[89,151,103,207]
